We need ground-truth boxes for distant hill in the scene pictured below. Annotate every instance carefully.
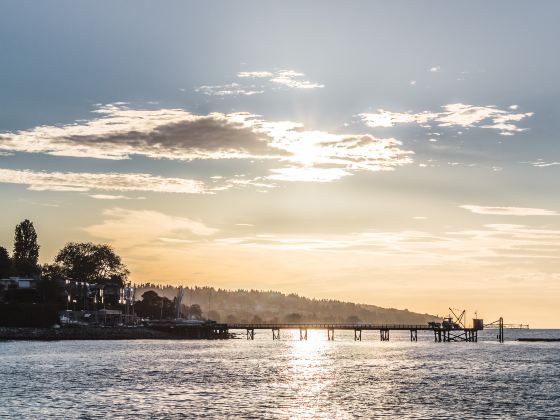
[134,284,439,325]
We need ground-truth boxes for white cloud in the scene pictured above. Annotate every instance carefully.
[215,223,560,266]
[195,83,264,96]
[89,194,132,200]
[460,205,559,216]
[237,69,324,89]
[429,66,441,72]
[268,167,351,182]
[529,160,560,168]
[358,109,439,128]
[359,103,533,136]
[410,80,417,85]
[0,104,413,184]
[0,105,283,161]
[0,168,206,194]
[237,71,274,78]
[85,208,218,248]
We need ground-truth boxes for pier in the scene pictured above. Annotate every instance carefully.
[228,322,487,342]
[226,313,517,343]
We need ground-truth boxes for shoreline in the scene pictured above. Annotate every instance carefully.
[0,326,229,341]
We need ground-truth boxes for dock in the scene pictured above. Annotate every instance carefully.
[228,322,489,342]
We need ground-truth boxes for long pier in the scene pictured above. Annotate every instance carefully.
[228,322,488,342]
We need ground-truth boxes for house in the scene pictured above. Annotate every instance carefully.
[0,277,39,290]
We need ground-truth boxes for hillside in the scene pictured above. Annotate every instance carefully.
[134,284,439,324]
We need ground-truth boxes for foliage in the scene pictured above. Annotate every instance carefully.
[13,220,40,276]
[54,242,129,286]
[346,315,362,323]
[134,284,439,324]
[39,264,69,304]
[207,310,221,322]
[187,304,202,319]
[0,246,11,278]
[284,313,302,323]
[134,291,175,319]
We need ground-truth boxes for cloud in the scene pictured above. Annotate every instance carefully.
[359,109,439,128]
[429,66,441,72]
[527,160,560,168]
[359,103,533,135]
[460,205,559,216]
[85,207,218,248]
[0,104,413,184]
[215,223,560,266]
[268,167,351,182]
[0,168,206,194]
[195,83,264,96]
[237,71,274,78]
[196,69,323,97]
[88,194,146,200]
[237,69,324,89]
[0,105,281,161]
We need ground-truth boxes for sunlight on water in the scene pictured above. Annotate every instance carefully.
[1,330,559,419]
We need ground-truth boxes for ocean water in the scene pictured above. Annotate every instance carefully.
[1,329,559,419]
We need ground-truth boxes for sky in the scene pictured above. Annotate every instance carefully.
[1,1,559,326]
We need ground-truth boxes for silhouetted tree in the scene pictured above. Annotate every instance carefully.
[39,263,68,304]
[251,314,262,323]
[187,304,202,319]
[284,313,302,323]
[13,220,40,276]
[346,315,362,324]
[207,310,221,322]
[0,246,11,278]
[54,242,129,286]
[134,290,174,319]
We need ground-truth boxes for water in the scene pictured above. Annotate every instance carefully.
[1,329,559,419]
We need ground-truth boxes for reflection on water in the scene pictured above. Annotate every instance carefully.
[1,330,559,418]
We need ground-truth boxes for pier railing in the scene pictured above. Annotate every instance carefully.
[227,322,486,342]
[229,323,452,331]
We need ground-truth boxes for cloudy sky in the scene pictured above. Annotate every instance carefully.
[1,1,559,326]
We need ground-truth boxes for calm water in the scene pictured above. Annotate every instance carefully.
[1,329,559,419]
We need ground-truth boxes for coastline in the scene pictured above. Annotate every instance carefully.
[0,326,226,341]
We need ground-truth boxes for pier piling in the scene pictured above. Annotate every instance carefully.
[380,329,390,341]
[354,329,362,341]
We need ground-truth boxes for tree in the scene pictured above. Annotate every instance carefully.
[207,310,221,322]
[251,314,262,323]
[54,242,129,286]
[134,290,174,319]
[284,313,302,323]
[0,246,11,278]
[13,220,40,276]
[346,315,362,324]
[39,263,68,304]
[187,304,202,320]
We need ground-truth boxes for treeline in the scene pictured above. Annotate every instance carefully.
[1,219,128,307]
[135,284,438,324]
